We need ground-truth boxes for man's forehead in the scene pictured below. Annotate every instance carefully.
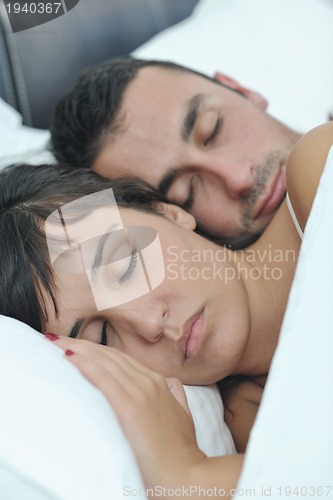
[93,66,222,182]
[125,65,217,99]
[118,67,218,142]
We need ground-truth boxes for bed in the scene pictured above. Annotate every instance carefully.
[0,0,333,498]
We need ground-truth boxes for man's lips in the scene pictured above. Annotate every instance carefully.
[256,165,286,218]
[181,309,205,359]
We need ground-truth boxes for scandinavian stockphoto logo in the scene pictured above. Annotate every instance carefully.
[4,0,80,33]
[45,189,165,311]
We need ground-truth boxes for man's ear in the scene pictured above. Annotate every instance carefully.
[158,203,196,230]
[214,71,268,111]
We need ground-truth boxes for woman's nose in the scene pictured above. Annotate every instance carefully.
[116,300,168,343]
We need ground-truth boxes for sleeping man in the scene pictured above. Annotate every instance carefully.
[50,57,302,250]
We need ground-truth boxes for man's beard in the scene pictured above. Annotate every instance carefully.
[195,150,288,250]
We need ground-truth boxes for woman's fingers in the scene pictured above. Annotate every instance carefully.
[46,333,159,378]
[45,334,181,415]
[165,377,191,416]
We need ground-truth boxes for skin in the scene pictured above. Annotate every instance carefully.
[223,375,266,452]
[47,123,332,496]
[93,67,301,247]
[44,197,299,385]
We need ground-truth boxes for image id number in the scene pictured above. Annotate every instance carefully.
[6,3,62,15]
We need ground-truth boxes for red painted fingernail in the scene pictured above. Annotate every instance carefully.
[65,349,75,356]
[45,332,60,341]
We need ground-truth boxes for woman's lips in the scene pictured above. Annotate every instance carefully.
[257,165,286,218]
[183,309,205,359]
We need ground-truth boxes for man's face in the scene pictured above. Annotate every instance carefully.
[93,67,300,248]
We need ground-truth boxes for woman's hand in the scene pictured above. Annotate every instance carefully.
[45,335,206,492]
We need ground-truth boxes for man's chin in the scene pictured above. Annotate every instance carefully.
[223,230,264,251]
[230,192,286,250]
[194,224,264,250]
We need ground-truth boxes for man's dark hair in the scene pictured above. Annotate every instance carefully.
[51,56,219,169]
[0,163,166,332]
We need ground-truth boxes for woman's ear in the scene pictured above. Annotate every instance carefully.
[158,203,196,230]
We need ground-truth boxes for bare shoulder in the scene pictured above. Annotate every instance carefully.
[286,122,333,231]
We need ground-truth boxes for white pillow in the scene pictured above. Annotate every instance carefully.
[134,0,333,133]
[0,98,53,170]
[0,315,145,500]
[0,314,235,499]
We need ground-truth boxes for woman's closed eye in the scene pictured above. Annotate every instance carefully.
[119,246,138,284]
[100,321,109,346]
[102,244,138,288]
[97,247,138,345]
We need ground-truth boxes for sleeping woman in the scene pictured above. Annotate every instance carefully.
[0,122,332,495]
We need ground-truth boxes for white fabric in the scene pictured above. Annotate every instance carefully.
[0,317,146,500]
[134,0,333,133]
[0,99,53,170]
[184,385,236,456]
[0,315,235,499]
[235,145,333,499]
[286,192,304,240]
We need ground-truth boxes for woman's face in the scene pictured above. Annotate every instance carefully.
[44,200,251,384]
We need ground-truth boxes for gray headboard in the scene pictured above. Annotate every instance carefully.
[0,0,199,129]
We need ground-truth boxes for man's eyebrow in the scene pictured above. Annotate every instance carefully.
[158,94,206,195]
[181,93,205,142]
[157,167,180,195]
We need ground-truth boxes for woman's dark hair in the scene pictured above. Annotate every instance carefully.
[0,163,166,332]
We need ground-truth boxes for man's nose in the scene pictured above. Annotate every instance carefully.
[202,155,255,199]
[116,299,167,343]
